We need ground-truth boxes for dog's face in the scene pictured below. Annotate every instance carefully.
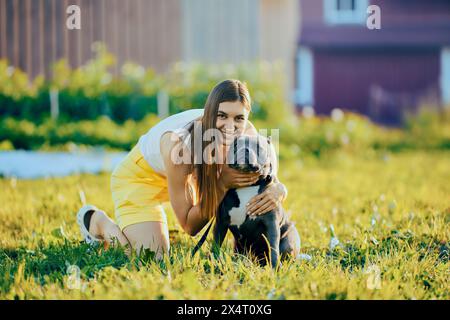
[227,135,272,174]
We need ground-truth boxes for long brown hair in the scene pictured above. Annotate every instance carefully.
[186,79,252,220]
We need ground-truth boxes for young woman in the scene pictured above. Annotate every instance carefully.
[77,79,288,259]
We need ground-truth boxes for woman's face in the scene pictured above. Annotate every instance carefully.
[216,101,250,145]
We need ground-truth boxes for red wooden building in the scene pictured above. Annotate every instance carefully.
[295,0,450,124]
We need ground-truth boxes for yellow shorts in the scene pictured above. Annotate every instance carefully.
[111,145,170,231]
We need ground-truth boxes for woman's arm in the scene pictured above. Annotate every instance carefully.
[161,133,230,236]
[161,134,204,236]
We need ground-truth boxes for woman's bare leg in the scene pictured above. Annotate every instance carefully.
[88,211,170,260]
[123,221,170,260]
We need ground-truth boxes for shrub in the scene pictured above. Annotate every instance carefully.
[0,44,291,126]
[0,114,160,151]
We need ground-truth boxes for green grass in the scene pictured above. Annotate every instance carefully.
[0,150,449,299]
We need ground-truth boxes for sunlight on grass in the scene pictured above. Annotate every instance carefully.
[0,150,448,299]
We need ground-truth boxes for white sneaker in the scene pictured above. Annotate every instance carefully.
[76,204,102,244]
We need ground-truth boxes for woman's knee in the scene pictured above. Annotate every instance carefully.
[122,221,170,258]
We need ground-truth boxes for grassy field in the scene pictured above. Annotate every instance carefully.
[0,149,448,299]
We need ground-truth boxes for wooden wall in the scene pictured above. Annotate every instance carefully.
[0,0,182,78]
[0,0,300,101]
[259,0,299,97]
[181,0,260,64]
[313,48,441,116]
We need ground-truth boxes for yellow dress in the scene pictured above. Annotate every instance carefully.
[110,108,203,231]
[111,144,170,231]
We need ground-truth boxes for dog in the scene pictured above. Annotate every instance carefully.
[212,135,301,269]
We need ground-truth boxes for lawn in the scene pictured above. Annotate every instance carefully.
[0,149,448,299]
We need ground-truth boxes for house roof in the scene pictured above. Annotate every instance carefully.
[298,22,450,49]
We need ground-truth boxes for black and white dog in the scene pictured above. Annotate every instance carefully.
[212,135,300,269]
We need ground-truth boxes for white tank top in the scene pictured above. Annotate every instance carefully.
[138,109,204,176]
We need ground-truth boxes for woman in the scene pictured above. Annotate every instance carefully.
[77,79,288,259]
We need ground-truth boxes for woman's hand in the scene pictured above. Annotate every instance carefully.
[246,182,287,216]
[218,164,260,191]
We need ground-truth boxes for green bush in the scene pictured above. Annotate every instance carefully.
[0,115,160,151]
[165,61,292,125]
[1,42,449,154]
[0,43,291,125]
[1,107,449,154]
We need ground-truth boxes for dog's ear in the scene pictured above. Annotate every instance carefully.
[261,162,272,179]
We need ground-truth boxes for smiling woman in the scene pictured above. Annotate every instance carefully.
[76,79,288,261]
[216,101,252,144]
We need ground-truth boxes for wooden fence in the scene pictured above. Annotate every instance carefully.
[0,0,299,95]
[0,0,182,78]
